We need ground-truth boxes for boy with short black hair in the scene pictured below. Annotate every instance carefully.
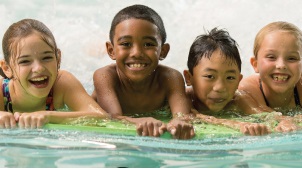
[92,4,194,139]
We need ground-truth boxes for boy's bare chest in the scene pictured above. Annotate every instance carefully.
[118,90,166,114]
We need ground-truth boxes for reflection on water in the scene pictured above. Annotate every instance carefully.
[0,128,302,168]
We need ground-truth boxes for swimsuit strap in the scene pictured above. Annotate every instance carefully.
[46,89,55,111]
[294,86,301,107]
[2,79,55,112]
[2,79,13,112]
[259,79,270,106]
[259,79,301,107]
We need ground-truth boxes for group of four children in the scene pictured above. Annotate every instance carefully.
[0,4,301,139]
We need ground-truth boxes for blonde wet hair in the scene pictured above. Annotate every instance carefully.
[253,21,302,58]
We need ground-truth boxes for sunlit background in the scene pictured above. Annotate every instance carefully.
[1,0,302,93]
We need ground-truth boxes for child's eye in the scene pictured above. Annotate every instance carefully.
[266,55,276,60]
[227,76,236,80]
[120,42,131,47]
[18,60,30,65]
[43,56,55,61]
[144,42,156,47]
[203,75,214,79]
[287,56,300,62]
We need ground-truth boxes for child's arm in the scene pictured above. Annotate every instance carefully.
[191,109,270,136]
[163,68,195,139]
[93,66,167,137]
[0,78,16,128]
[93,66,123,116]
[15,70,109,128]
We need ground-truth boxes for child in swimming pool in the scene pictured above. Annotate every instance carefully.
[184,28,271,135]
[0,19,109,129]
[238,21,302,132]
[92,4,194,139]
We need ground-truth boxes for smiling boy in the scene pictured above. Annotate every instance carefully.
[92,4,194,139]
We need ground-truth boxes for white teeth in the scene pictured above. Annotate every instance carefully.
[31,76,47,81]
[272,75,288,81]
[129,63,146,68]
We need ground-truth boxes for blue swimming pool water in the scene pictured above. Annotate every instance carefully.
[1,0,302,168]
[1,128,302,168]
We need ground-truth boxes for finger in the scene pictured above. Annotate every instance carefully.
[254,125,261,136]
[18,116,24,128]
[31,118,37,129]
[248,126,256,136]
[142,122,148,136]
[10,116,16,128]
[173,125,181,139]
[23,116,31,129]
[153,122,161,137]
[4,118,11,129]
[37,118,44,129]
[190,127,195,138]
[147,122,154,137]
[159,123,166,135]
[136,124,143,136]
[261,125,269,135]
[14,112,21,122]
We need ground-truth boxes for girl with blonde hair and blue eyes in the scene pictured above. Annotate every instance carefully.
[0,19,109,129]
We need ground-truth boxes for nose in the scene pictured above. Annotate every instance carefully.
[276,58,286,70]
[213,78,226,93]
[130,44,143,58]
[32,60,45,73]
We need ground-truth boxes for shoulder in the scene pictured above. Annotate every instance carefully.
[239,74,260,91]
[93,64,117,75]
[156,64,183,80]
[54,70,82,90]
[93,64,118,80]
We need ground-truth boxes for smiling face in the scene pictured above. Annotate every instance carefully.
[10,33,59,98]
[107,18,168,82]
[185,49,242,112]
[251,30,302,94]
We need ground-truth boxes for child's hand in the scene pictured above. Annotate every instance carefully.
[167,118,195,140]
[275,119,301,132]
[239,122,270,136]
[0,112,16,128]
[134,117,166,137]
[14,112,49,129]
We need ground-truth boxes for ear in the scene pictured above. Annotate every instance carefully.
[239,74,243,82]
[183,70,192,86]
[159,43,170,60]
[250,56,259,73]
[0,60,13,78]
[56,49,62,69]
[106,41,116,60]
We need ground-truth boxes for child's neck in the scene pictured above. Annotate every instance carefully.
[10,80,48,112]
[262,85,296,109]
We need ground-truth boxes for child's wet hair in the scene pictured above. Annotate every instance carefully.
[187,27,241,74]
[1,19,59,78]
[253,21,302,59]
[109,4,167,45]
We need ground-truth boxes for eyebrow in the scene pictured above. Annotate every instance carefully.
[18,51,54,59]
[204,68,238,73]
[117,35,158,43]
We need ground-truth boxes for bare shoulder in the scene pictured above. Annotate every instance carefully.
[156,64,183,80]
[53,70,86,94]
[93,64,118,82]
[238,74,260,92]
